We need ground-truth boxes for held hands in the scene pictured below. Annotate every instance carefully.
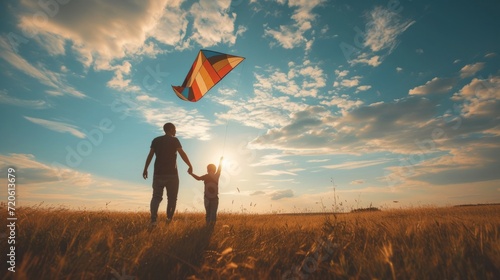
[188,166,193,175]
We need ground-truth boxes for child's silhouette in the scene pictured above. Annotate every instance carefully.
[189,157,223,225]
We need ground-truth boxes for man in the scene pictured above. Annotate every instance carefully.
[143,123,193,225]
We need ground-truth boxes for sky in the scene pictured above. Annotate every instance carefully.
[1,0,499,214]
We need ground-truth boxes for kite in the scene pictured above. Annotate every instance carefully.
[172,49,245,102]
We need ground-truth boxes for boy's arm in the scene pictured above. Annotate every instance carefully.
[216,156,223,176]
[190,173,203,181]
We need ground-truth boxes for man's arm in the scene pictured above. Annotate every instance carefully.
[178,147,193,174]
[143,148,155,179]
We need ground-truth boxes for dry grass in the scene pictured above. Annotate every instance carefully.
[1,205,499,279]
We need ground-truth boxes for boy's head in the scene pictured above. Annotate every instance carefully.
[207,164,216,174]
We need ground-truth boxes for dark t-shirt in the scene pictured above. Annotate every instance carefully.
[200,173,220,199]
[151,135,182,176]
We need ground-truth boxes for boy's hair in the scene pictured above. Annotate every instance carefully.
[207,164,216,173]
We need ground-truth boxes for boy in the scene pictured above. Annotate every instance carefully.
[189,157,223,225]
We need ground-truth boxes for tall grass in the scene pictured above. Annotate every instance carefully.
[1,205,499,279]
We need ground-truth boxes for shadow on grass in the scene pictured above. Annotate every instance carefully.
[137,224,215,279]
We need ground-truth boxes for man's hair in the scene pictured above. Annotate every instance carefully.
[163,123,175,133]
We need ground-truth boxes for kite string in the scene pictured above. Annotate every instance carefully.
[220,57,245,158]
[222,120,229,157]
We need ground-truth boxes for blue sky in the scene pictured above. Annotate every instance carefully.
[1,0,499,213]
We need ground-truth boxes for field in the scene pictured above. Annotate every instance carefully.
[1,205,499,279]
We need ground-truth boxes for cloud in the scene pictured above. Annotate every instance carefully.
[348,6,413,67]
[322,159,391,170]
[106,61,141,92]
[24,116,86,138]
[0,153,93,187]
[18,0,169,65]
[307,159,330,163]
[214,63,326,129]
[363,6,415,53]
[0,153,149,209]
[350,179,365,185]
[251,154,289,167]
[264,0,325,50]
[251,191,265,196]
[320,95,364,115]
[0,90,49,109]
[484,53,497,58]
[135,99,213,140]
[0,37,86,98]
[188,0,244,47]
[350,54,382,67]
[356,85,372,92]
[459,62,485,79]
[258,170,297,176]
[409,77,457,95]
[340,76,362,88]
[271,189,294,200]
[452,75,500,117]
[251,97,444,155]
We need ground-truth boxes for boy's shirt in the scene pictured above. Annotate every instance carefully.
[200,173,219,199]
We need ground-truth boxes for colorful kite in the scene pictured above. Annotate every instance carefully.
[172,50,245,102]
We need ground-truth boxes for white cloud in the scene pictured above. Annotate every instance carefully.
[106,61,141,92]
[252,97,442,155]
[459,62,485,79]
[348,6,413,67]
[0,37,86,98]
[409,77,457,95]
[0,90,49,109]
[322,159,390,170]
[335,69,349,79]
[251,154,289,167]
[0,153,149,210]
[270,189,294,200]
[24,116,86,138]
[350,179,365,185]
[214,63,326,129]
[350,54,382,67]
[135,99,212,140]
[19,0,170,66]
[396,67,403,72]
[320,95,364,114]
[363,6,415,53]
[356,85,372,92]
[258,170,297,176]
[340,76,362,88]
[189,0,243,47]
[264,0,325,50]
[452,75,500,117]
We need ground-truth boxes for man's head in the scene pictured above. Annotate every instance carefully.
[163,123,176,136]
[207,164,216,174]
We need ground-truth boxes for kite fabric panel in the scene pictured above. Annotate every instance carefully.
[172,50,245,102]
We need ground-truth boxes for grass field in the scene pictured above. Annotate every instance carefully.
[1,205,499,279]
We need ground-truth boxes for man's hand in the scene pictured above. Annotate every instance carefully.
[143,170,148,180]
[188,166,193,174]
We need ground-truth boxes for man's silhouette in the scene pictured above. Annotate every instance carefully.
[143,123,193,225]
